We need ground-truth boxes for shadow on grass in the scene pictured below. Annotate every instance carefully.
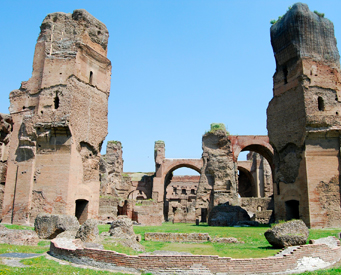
[258,246,278,250]
[190,224,271,228]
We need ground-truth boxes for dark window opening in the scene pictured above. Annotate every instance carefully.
[117,200,128,216]
[283,66,288,84]
[54,93,60,109]
[89,71,93,85]
[181,189,186,195]
[173,187,177,194]
[75,199,89,225]
[285,200,299,220]
[191,189,195,195]
[318,96,325,111]
[201,208,207,223]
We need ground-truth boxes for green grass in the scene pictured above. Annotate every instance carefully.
[299,265,341,275]
[1,223,341,274]
[0,256,131,275]
[3,224,34,231]
[0,243,49,254]
[133,223,279,258]
[97,223,341,259]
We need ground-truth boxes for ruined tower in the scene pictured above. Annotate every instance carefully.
[2,10,111,224]
[195,124,238,222]
[267,3,341,228]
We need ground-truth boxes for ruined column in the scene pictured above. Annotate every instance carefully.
[2,10,111,224]
[152,140,165,202]
[267,3,341,228]
[195,124,238,221]
[100,141,127,197]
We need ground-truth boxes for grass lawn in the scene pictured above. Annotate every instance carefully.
[1,222,341,274]
[100,222,341,259]
[0,256,132,275]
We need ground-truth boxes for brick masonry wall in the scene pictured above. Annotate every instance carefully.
[144,232,211,242]
[50,239,341,274]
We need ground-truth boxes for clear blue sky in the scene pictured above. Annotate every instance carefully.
[1,1,340,175]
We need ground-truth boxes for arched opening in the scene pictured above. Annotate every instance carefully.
[75,199,88,224]
[318,96,325,111]
[127,189,148,200]
[237,147,273,198]
[236,146,274,224]
[117,200,128,216]
[163,165,200,223]
[238,166,256,197]
[285,200,299,220]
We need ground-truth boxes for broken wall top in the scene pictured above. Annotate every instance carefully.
[17,9,112,96]
[271,3,340,67]
[40,9,109,57]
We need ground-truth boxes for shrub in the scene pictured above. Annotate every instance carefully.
[314,10,325,18]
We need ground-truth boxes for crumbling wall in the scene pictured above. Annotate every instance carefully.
[195,124,238,221]
[2,9,111,224]
[0,114,13,219]
[240,197,274,224]
[100,141,126,197]
[98,141,157,223]
[166,175,198,223]
[133,200,163,226]
[267,3,341,228]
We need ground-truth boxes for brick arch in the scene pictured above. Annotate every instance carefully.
[152,158,203,205]
[161,159,202,179]
[161,160,202,221]
[229,135,274,173]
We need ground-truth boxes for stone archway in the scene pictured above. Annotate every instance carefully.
[162,164,201,221]
[229,135,274,177]
[153,158,203,204]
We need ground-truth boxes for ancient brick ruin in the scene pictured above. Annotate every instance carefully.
[1,10,111,224]
[267,3,341,228]
[0,3,341,229]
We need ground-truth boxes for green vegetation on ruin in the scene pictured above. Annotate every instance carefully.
[270,6,326,25]
[107,140,121,145]
[204,123,230,135]
[314,10,325,18]
[270,6,291,25]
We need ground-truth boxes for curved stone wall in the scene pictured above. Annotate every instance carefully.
[50,238,341,274]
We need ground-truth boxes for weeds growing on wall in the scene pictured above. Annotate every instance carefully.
[204,123,230,135]
[314,10,325,18]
